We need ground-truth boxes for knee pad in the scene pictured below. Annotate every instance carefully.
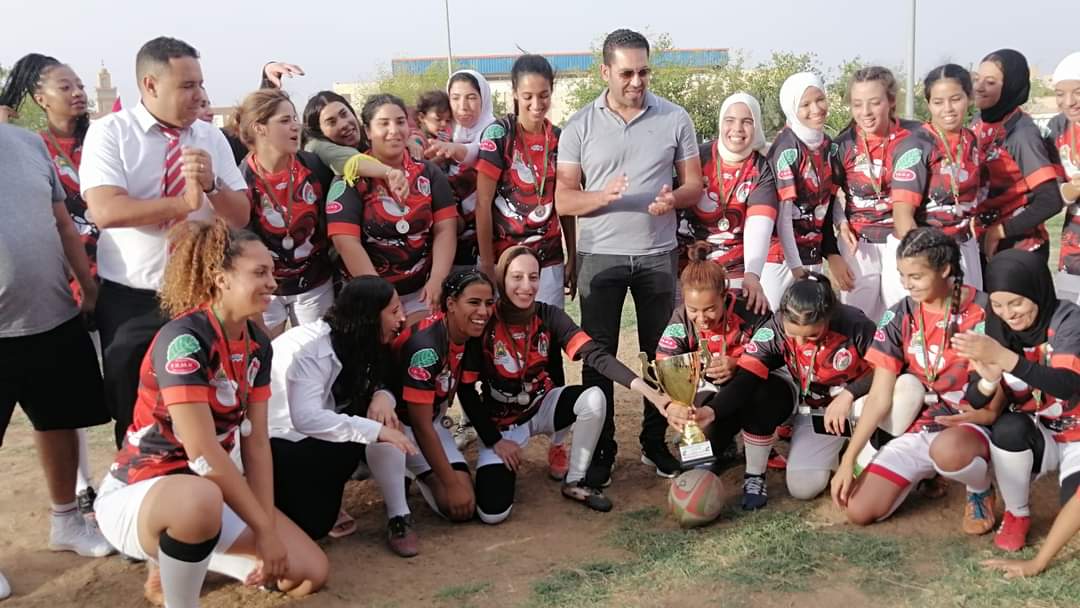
[475,465,516,523]
[576,387,607,417]
[991,411,1039,453]
[786,469,830,501]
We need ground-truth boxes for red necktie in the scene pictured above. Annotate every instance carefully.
[160,126,185,197]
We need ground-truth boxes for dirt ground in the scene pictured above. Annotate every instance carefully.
[0,332,1068,608]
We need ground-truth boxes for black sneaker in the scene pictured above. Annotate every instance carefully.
[641,444,680,478]
[585,449,615,488]
[76,487,97,516]
[742,473,768,510]
[561,481,614,512]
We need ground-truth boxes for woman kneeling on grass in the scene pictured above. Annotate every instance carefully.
[831,227,1002,534]
[93,219,326,607]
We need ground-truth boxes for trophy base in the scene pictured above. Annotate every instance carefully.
[678,441,715,470]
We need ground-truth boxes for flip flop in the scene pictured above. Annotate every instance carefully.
[328,509,357,538]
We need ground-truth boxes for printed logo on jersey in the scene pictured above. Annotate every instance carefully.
[407,348,439,381]
[327,181,346,202]
[874,329,887,342]
[776,148,797,179]
[877,310,895,329]
[326,201,344,214]
[479,139,497,152]
[164,334,201,374]
[892,148,921,182]
[247,357,261,386]
[416,176,431,197]
[482,124,507,140]
[974,321,986,334]
[744,341,759,354]
[833,348,852,371]
[752,327,775,342]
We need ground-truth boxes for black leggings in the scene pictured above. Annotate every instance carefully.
[475,386,584,518]
[270,437,365,540]
[705,374,794,454]
[992,411,1080,505]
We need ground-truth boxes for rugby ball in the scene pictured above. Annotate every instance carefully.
[668,469,725,528]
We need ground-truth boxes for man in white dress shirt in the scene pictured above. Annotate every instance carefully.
[81,36,249,447]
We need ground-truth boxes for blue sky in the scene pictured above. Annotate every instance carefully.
[3,0,1073,107]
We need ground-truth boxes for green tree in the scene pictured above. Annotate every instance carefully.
[0,64,48,131]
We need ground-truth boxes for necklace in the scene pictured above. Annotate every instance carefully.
[252,155,297,249]
[516,120,552,199]
[915,293,953,384]
[209,307,252,435]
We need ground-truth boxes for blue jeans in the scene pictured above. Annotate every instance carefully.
[576,249,677,463]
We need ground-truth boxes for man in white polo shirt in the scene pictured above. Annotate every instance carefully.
[81,36,248,447]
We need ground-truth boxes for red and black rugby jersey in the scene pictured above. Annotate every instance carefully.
[890,124,983,242]
[738,304,875,408]
[973,109,1059,250]
[831,119,920,243]
[447,159,479,266]
[1048,114,1080,273]
[657,292,767,362]
[478,303,594,427]
[687,144,777,278]
[1000,301,1080,442]
[390,312,481,423]
[867,287,989,432]
[326,153,457,295]
[41,131,98,303]
[476,116,564,267]
[767,127,835,265]
[110,308,273,484]
[242,152,334,295]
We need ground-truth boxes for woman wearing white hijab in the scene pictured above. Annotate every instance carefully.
[763,72,846,311]
[685,92,775,313]
[1049,52,1080,302]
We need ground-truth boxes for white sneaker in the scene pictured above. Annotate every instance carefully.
[0,568,11,600]
[49,512,115,558]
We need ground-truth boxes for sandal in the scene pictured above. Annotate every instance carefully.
[561,481,613,512]
[328,509,357,538]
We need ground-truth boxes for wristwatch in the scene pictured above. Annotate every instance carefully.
[203,176,224,196]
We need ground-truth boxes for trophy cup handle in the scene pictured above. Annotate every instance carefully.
[638,352,662,389]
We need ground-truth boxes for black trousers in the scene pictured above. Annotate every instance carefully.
[270,437,366,540]
[991,411,1080,505]
[705,374,795,455]
[96,280,168,448]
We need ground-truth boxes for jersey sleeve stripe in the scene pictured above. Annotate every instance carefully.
[1050,353,1080,374]
[736,355,770,379]
[403,386,436,405]
[866,348,903,375]
[565,331,591,360]
[327,222,361,238]
[161,385,213,407]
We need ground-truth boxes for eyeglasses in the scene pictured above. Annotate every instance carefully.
[616,68,651,81]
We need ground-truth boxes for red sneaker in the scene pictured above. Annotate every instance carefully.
[767,449,787,471]
[548,443,569,480]
[994,511,1031,552]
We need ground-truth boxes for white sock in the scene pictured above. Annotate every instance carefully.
[742,431,774,476]
[934,456,991,494]
[366,443,411,519]
[207,552,258,582]
[565,387,606,484]
[990,444,1034,516]
[157,532,217,608]
[75,429,93,494]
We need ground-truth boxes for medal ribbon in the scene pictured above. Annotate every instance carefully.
[915,294,952,384]
[933,126,964,203]
[515,121,552,199]
[251,154,297,235]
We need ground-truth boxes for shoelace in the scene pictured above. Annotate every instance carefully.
[967,490,991,520]
[744,475,767,495]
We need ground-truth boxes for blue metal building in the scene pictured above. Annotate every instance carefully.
[391,49,729,78]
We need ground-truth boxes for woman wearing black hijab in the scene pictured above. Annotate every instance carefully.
[972,50,1062,263]
[952,249,1080,553]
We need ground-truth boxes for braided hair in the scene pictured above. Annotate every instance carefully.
[0,53,90,143]
[779,272,838,326]
[896,227,964,329]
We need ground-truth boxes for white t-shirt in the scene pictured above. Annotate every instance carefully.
[79,102,247,290]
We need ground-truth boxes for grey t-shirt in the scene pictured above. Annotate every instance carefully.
[558,91,698,255]
[0,124,78,338]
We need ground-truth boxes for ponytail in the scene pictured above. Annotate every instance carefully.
[779,272,838,326]
[896,226,964,328]
[680,242,728,294]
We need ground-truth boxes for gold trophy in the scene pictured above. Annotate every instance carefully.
[639,351,715,469]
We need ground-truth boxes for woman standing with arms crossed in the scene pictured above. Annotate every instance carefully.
[832,67,922,323]
[234,89,335,336]
[972,49,1061,263]
[890,65,986,290]
[327,94,457,324]
[93,219,326,607]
